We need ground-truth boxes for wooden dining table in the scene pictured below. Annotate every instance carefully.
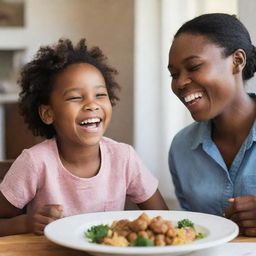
[0,233,255,256]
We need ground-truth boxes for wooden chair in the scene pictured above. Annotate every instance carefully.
[0,159,14,182]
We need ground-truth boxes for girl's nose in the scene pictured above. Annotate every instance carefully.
[83,102,99,111]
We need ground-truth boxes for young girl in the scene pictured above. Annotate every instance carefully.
[0,38,168,236]
[168,13,256,236]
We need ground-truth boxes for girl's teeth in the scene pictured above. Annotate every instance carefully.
[80,118,100,125]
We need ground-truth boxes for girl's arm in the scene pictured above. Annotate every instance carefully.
[0,191,28,236]
[0,192,63,236]
[137,189,169,210]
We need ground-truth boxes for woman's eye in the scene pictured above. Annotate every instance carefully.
[188,64,201,72]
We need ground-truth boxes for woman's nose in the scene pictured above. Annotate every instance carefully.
[177,74,192,89]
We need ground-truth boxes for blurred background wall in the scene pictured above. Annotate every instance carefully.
[0,0,134,158]
[0,0,255,209]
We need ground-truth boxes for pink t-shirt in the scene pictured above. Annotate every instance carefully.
[0,137,158,217]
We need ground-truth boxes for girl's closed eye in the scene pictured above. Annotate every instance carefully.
[66,95,83,101]
[96,93,108,98]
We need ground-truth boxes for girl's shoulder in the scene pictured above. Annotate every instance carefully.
[20,138,58,162]
[23,138,56,152]
[100,136,134,155]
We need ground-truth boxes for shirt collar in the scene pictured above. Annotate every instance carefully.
[247,120,256,148]
[191,118,256,150]
[191,121,212,150]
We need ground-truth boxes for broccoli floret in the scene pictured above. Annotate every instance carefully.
[196,232,206,239]
[131,236,155,247]
[85,224,110,243]
[177,219,194,228]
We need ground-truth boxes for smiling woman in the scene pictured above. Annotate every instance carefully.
[168,13,256,237]
[169,32,239,122]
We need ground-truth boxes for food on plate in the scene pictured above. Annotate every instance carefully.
[85,224,110,243]
[85,213,206,247]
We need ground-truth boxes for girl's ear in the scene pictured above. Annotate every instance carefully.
[232,49,246,74]
[38,105,54,125]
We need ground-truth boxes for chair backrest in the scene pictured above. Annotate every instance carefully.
[0,159,14,181]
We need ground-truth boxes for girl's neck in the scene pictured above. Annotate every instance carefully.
[56,139,101,178]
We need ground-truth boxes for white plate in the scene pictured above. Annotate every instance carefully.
[44,210,239,256]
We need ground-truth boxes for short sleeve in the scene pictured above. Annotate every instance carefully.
[126,145,158,204]
[0,150,39,209]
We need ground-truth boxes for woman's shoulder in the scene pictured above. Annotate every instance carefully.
[174,121,201,137]
[171,121,208,149]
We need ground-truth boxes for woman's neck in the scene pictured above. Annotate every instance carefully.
[212,93,256,139]
[212,93,256,169]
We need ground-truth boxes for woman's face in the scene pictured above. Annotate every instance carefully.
[168,33,240,122]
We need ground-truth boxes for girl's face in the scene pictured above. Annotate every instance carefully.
[40,63,112,148]
[168,33,241,122]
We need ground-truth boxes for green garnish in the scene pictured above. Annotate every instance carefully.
[131,236,155,247]
[177,219,194,228]
[85,224,110,243]
[196,232,206,239]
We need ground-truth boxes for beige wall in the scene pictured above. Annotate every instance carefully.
[238,0,256,92]
[0,0,134,152]
[28,0,134,144]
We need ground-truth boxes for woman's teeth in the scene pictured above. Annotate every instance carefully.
[184,92,203,103]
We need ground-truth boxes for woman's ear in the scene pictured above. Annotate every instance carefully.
[232,49,246,74]
[38,105,54,125]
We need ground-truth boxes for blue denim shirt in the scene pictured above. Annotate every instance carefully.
[169,118,256,216]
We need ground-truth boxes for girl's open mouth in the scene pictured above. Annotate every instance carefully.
[79,118,102,129]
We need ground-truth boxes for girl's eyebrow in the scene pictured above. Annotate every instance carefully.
[63,88,82,96]
[62,85,106,96]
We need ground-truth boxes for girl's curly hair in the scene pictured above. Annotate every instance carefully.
[19,38,120,139]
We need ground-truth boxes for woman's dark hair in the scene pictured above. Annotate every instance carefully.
[174,13,256,81]
[19,38,120,139]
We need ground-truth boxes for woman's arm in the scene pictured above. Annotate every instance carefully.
[225,195,256,237]
[137,189,169,210]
